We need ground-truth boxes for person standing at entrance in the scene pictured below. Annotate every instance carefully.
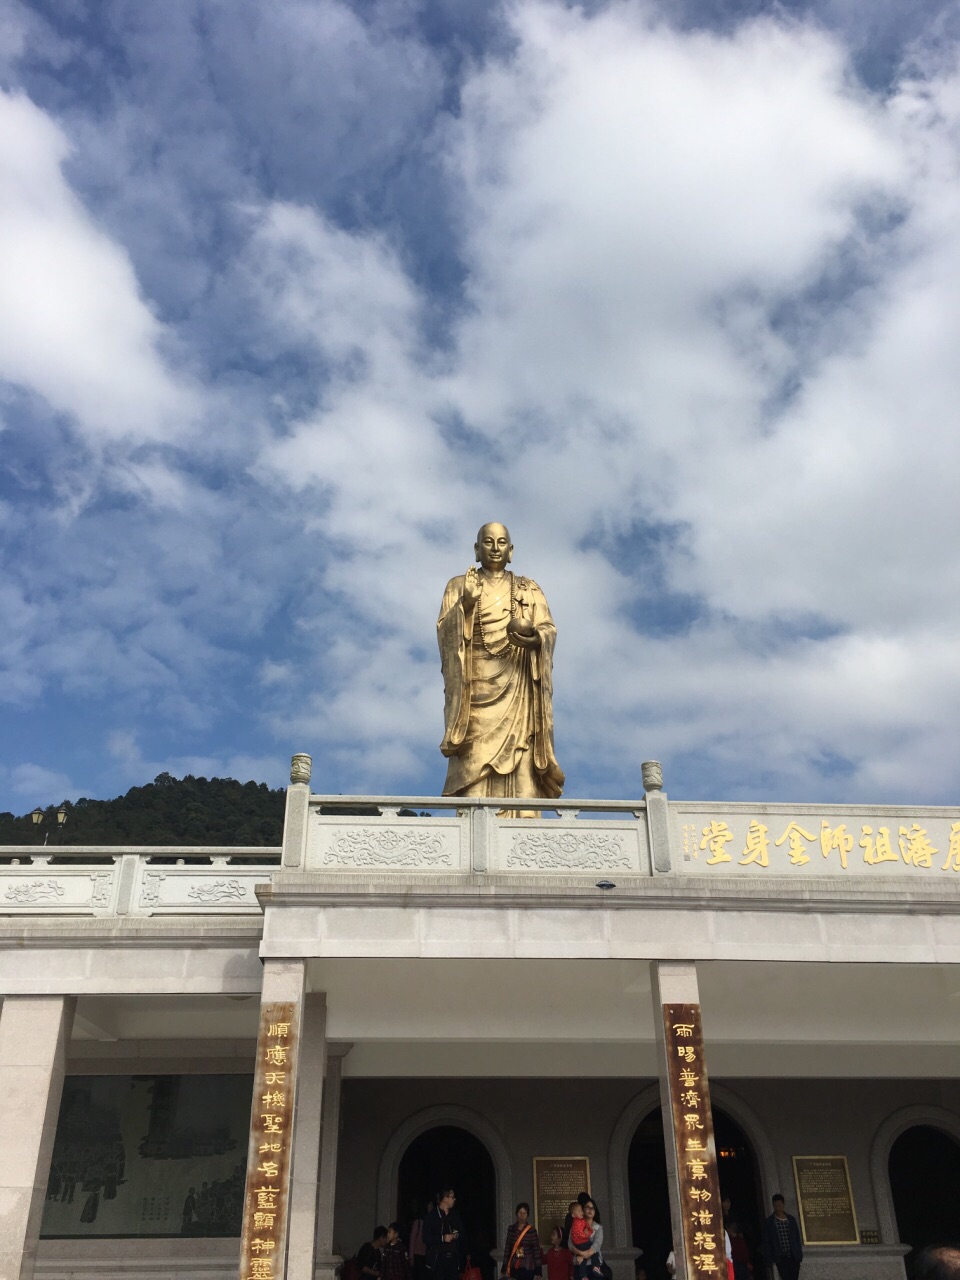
[501,1202,543,1280]
[410,1200,434,1280]
[424,1189,461,1280]
[762,1195,802,1280]
[358,1227,389,1280]
[384,1223,413,1280]
[569,1200,604,1280]
[727,1222,752,1280]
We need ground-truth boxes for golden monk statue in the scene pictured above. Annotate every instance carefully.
[438,523,564,800]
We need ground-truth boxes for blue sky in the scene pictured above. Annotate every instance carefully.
[2,0,960,812]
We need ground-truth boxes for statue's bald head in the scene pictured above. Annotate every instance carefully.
[476,521,511,547]
[475,523,513,570]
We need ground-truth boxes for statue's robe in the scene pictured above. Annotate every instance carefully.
[437,571,565,799]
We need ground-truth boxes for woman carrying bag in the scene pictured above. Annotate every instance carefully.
[502,1203,543,1280]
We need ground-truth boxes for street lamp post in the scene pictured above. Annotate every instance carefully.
[30,804,69,846]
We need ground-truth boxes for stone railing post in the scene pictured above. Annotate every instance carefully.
[470,804,492,873]
[282,753,313,870]
[643,760,674,874]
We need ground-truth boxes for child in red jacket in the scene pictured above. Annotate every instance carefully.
[545,1227,573,1280]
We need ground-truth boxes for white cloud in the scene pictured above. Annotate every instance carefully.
[259,660,295,688]
[0,90,199,442]
[106,729,286,791]
[250,4,960,802]
[3,3,960,808]
[5,762,77,807]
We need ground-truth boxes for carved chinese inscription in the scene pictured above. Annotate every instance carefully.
[663,1004,724,1279]
[239,1001,300,1280]
[681,813,960,874]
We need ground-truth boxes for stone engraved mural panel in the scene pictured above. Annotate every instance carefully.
[504,829,638,871]
[41,1074,254,1239]
[131,867,268,913]
[321,827,454,869]
[187,879,247,904]
[4,879,66,904]
[0,870,120,912]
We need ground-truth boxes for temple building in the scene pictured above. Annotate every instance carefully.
[0,754,958,1280]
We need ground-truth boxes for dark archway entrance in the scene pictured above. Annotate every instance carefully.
[398,1126,497,1273]
[889,1125,960,1276]
[628,1106,765,1280]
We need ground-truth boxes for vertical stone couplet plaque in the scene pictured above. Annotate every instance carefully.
[533,1157,591,1242]
[792,1156,859,1245]
[239,1000,301,1280]
[663,1003,725,1279]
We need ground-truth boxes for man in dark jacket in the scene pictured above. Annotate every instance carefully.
[358,1227,390,1280]
[424,1189,462,1280]
[762,1196,803,1280]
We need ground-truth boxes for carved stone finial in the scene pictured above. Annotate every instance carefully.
[641,760,663,792]
[290,753,312,785]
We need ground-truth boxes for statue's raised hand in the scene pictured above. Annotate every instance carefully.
[462,565,482,608]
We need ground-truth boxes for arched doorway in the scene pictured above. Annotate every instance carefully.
[627,1107,765,1280]
[889,1125,960,1274]
[398,1126,497,1272]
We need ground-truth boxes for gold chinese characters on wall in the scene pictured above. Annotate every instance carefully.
[239,1002,300,1280]
[678,811,960,874]
[663,1004,725,1278]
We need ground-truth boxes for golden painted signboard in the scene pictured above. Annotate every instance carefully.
[239,1001,301,1280]
[792,1156,858,1246]
[663,1004,724,1278]
[677,808,960,876]
[533,1157,591,1243]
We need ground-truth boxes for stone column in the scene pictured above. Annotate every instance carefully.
[240,959,307,1280]
[0,995,76,1280]
[287,992,327,1280]
[315,1045,351,1280]
[651,962,724,1280]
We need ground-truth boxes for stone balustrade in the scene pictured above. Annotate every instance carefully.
[1,789,959,920]
[0,847,280,917]
[302,794,649,875]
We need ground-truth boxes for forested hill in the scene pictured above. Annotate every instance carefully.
[0,773,285,847]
